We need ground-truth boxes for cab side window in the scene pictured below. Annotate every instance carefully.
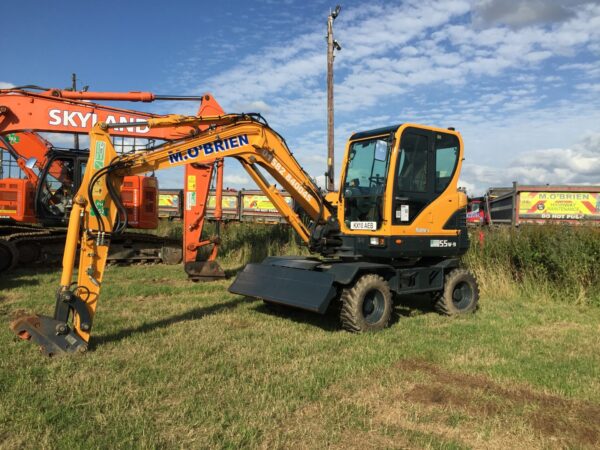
[392,130,431,225]
[397,133,428,192]
[435,133,459,193]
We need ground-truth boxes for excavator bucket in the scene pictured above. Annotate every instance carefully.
[185,261,226,282]
[10,314,88,357]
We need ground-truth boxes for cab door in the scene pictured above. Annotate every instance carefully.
[392,127,434,226]
[392,127,461,227]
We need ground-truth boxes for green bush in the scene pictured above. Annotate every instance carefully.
[465,225,600,305]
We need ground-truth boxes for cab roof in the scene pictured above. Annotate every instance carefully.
[349,124,401,141]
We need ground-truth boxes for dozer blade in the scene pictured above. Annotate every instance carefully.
[185,261,226,282]
[10,314,88,357]
[228,260,337,313]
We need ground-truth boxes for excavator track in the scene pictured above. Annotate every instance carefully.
[0,223,182,273]
[0,238,18,272]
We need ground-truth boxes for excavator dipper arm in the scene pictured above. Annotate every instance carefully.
[10,113,332,355]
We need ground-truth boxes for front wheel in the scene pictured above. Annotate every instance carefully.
[340,274,393,333]
[435,268,479,315]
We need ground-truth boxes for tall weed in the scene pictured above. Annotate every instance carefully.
[154,220,307,264]
[465,225,600,306]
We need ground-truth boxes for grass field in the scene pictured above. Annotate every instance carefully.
[1,224,599,449]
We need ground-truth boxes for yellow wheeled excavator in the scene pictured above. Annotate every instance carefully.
[10,112,479,356]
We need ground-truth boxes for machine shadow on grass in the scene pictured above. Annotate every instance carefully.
[0,267,53,290]
[90,297,246,350]
[393,294,437,317]
[251,294,437,332]
[252,300,341,332]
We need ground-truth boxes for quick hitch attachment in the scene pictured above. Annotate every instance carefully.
[9,289,91,357]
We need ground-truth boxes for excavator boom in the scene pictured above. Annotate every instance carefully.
[0,88,213,139]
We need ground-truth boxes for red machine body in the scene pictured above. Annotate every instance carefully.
[0,178,36,223]
[120,175,159,229]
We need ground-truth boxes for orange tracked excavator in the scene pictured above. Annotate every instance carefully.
[0,87,226,279]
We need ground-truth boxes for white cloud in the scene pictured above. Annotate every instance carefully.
[39,132,89,148]
[576,83,600,93]
[0,82,14,89]
[180,0,600,134]
[559,61,600,78]
[235,100,272,113]
[155,167,183,189]
[156,164,254,191]
[462,131,600,195]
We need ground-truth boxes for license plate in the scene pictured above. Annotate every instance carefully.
[350,221,377,230]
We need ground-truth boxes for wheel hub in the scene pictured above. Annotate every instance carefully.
[362,289,385,324]
[452,281,473,309]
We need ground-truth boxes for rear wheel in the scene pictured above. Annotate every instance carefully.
[340,274,393,333]
[435,268,479,315]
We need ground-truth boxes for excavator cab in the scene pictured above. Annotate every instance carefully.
[34,148,158,229]
[333,125,468,259]
[393,128,460,225]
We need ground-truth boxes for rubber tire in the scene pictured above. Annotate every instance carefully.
[340,274,393,333]
[435,268,479,316]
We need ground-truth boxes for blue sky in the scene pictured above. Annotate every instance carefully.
[2,0,600,195]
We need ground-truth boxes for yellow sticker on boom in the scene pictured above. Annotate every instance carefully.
[187,175,196,191]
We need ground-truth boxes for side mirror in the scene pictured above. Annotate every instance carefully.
[25,158,38,169]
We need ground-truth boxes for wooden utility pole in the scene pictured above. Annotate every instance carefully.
[326,5,341,192]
